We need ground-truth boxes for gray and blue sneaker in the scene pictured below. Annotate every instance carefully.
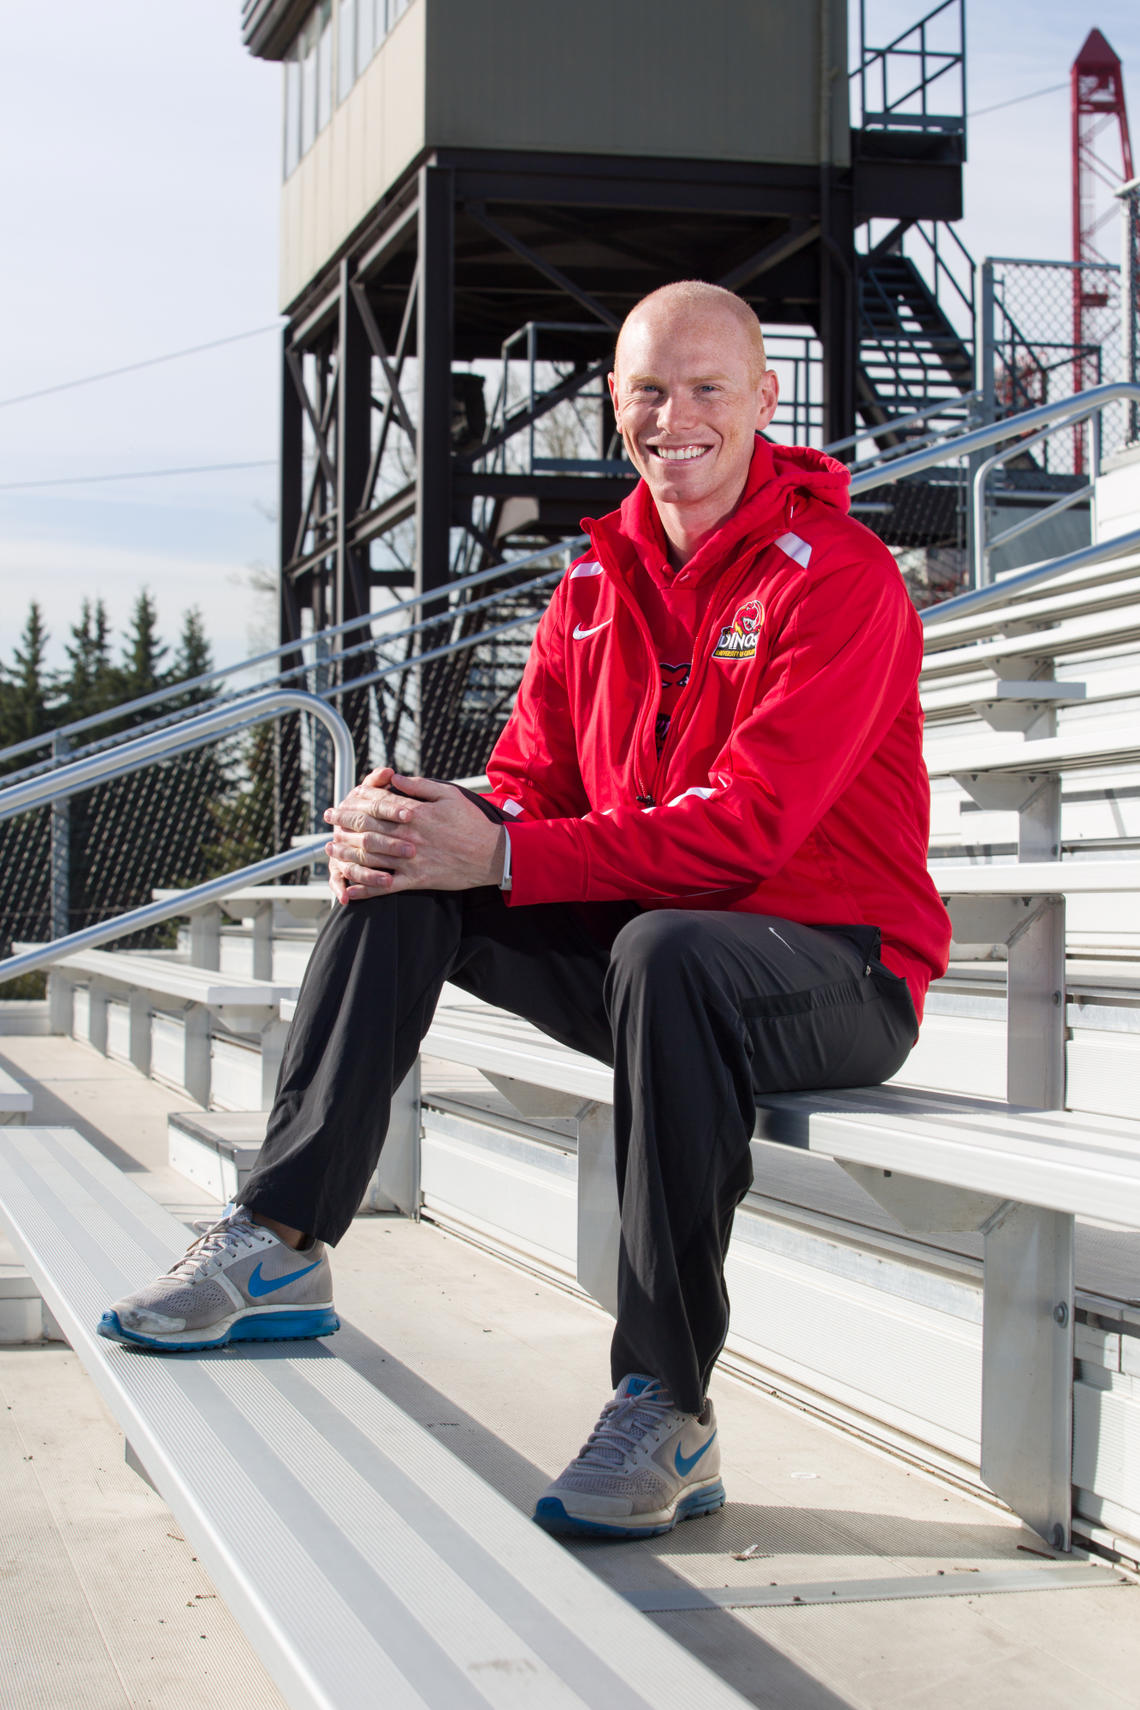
[98,1206,338,1352]
[533,1373,724,1538]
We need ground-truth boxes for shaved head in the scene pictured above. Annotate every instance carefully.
[607,278,780,565]
[615,281,768,383]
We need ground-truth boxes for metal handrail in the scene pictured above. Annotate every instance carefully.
[851,383,1140,495]
[0,692,354,984]
[0,840,331,986]
[855,0,966,133]
[846,380,1140,623]
[971,415,1095,587]
[0,535,585,771]
[919,524,1140,627]
[0,556,572,798]
[850,380,1140,494]
[822,391,981,460]
[0,691,353,823]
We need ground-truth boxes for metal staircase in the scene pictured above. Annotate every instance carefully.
[851,2,974,454]
[857,244,975,428]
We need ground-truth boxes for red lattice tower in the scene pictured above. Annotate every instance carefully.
[1072,29,1134,470]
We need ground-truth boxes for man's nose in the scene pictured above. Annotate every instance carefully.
[656,390,698,432]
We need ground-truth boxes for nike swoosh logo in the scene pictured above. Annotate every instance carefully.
[247,1258,323,1299]
[674,1431,716,1478]
[572,620,611,640]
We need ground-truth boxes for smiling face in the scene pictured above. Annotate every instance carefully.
[609,290,779,557]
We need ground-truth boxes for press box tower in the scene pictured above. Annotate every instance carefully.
[242,0,963,654]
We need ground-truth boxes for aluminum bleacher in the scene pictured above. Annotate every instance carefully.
[3,426,1140,1703]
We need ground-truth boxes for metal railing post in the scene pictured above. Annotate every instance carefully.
[1119,179,1140,445]
[970,258,996,586]
[311,631,334,839]
[50,732,70,942]
[0,691,355,987]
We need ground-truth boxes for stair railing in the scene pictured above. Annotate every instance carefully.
[854,0,966,135]
[0,691,354,985]
[845,381,1140,617]
[0,536,585,779]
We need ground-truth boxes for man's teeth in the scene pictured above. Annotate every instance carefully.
[653,445,709,461]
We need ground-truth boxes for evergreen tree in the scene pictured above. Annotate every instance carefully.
[169,606,215,708]
[0,603,55,970]
[116,588,168,710]
[0,602,55,748]
[202,720,279,875]
[61,598,115,723]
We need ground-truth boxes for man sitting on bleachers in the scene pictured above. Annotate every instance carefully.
[100,281,950,1540]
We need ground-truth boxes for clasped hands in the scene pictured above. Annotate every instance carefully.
[324,766,506,905]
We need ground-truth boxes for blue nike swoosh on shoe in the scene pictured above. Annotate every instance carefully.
[674,1430,716,1478]
[247,1258,323,1299]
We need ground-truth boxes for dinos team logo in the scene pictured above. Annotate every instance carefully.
[712,599,764,661]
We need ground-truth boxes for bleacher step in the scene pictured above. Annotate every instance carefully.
[0,1127,753,1710]
[0,1000,52,1037]
[0,1230,61,1343]
[168,1110,267,1202]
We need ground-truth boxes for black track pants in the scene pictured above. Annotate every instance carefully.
[239,891,918,1414]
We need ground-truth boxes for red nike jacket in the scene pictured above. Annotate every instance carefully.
[484,437,951,1022]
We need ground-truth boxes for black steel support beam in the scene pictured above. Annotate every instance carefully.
[276,326,307,844]
[717,220,820,293]
[415,164,457,770]
[454,357,612,470]
[415,163,455,596]
[354,481,418,546]
[279,328,304,647]
[336,260,375,772]
[336,260,373,632]
[465,204,620,331]
[818,168,857,450]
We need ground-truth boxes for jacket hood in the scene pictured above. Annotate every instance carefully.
[586,437,851,586]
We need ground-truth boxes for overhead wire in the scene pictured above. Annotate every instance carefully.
[0,323,282,411]
[969,82,1068,121]
[0,460,276,492]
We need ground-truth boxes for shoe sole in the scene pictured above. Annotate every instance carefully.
[533,1477,726,1539]
[96,1307,340,1352]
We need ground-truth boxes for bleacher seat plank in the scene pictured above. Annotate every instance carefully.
[153,885,332,924]
[920,610,1140,679]
[0,1066,32,1122]
[427,1008,1140,1225]
[0,1127,750,1710]
[925,725,1140,781]
[929,859,1140,894]
[920,568,1140,654]
[46,948,299,1010]
[750,1087,1140,1226]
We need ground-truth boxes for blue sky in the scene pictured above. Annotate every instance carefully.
[1,0,1137,675]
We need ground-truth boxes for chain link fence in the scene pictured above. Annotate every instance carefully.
[983,257,1123,475]
[851,465,969,610]
[0,721,287,971]
[1123,181,1140,447]
[0,550,567,978]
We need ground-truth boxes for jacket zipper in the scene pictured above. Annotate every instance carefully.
[648,551,766,803]
[586,534,666,806]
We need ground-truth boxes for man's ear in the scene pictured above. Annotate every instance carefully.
[754,369,780,434]
[607,370,621,430]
